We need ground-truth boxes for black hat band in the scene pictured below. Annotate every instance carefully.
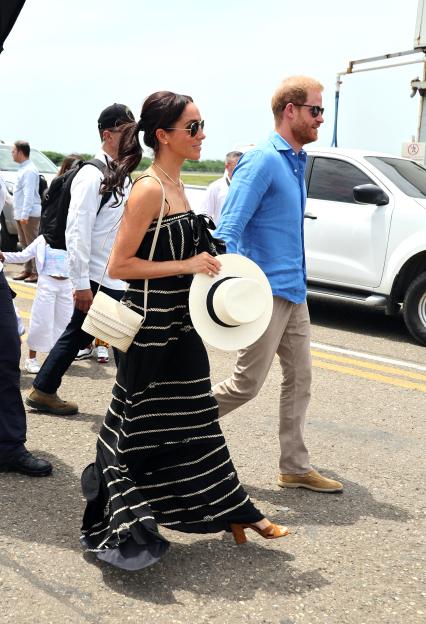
[206,277,240,328]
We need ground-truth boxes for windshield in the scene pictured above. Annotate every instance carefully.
[366,156,426,198]
[0,145,57,174]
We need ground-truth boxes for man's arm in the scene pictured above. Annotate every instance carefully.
[20,168,39,221]
[65,166,102,311]
[215,150,271,252]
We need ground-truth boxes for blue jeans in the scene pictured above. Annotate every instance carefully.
[0,271,26,456]
[34,281,124,395]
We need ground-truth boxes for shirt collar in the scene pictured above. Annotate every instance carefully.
[95,149,113,164]
[269,131,307,158]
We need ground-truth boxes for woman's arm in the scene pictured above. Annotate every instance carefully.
[108,177,221,281]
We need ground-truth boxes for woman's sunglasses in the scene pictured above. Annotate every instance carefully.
[293,104,324,118]
[165,119,205,138]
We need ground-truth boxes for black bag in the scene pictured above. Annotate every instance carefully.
[190,212,226,256]
[38,174,48,201]
[39,159,111,250]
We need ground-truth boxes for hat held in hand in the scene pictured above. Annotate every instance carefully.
[189,254,273,351]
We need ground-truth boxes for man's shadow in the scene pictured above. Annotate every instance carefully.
[243,471,412,529]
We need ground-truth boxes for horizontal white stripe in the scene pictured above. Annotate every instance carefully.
[132,391,211,408]
[117,433,224,453]
[158,483,242,515]
[133,337,179,348]
[120,418,218,437]
[311,341,426,372]
[96,516,155,549]
[117,457,231,489]
[127,287,189,294]
[154,442,226,472]
[125,406,216,422]
[161,495,250,526]
[113,465,234,506]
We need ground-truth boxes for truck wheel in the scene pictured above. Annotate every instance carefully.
[0,214,18,252]
[403,272,426,346]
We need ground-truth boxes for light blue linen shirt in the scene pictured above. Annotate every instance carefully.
[13,159,41,220]
[215,132,307,304]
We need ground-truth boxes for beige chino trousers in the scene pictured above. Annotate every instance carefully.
[213,297,312,474]
[16,217,40,275]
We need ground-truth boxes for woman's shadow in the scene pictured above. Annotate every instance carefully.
[89,535,329,605]
[0,453,329,606]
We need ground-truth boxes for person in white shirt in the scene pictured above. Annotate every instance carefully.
[0,235,73,374]
[26,104,135,416]
[11,141,42,283]
[199,151,242,226]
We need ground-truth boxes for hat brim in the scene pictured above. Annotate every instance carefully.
[189,253,273,351]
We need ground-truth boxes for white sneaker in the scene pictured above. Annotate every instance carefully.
[75,346,94,360]
[24,358,41,374]
[96,345,109,363]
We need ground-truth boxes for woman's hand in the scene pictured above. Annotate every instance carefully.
[182,252,221,277]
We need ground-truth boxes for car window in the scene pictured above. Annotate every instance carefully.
[366,156,426,198]
[0,145,57,174]
[308,157,373,203]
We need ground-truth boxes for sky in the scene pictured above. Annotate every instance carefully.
[0,0,423,160]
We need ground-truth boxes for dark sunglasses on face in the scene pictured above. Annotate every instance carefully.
[293,104,324,118]
[165,119,205,138]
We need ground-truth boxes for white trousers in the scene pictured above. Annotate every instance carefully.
[27,275,74,353]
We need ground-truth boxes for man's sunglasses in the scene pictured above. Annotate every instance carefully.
[293,104,324,118]
[165,119,205,138]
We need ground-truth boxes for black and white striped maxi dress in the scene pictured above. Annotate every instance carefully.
[80,211,262,570]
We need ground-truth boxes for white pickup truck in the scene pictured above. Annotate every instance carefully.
[304,147,426,346]
[188,146,426,346]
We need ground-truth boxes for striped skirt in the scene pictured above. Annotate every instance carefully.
[81,274,262,570]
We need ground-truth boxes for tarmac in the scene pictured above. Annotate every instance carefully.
[0,270,425,624]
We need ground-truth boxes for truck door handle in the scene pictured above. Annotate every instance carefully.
[304,212,317,219]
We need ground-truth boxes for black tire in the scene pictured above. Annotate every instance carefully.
[0,213,18,251]
[403,272,426,346]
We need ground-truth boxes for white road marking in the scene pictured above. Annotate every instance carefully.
[311,341,426,372]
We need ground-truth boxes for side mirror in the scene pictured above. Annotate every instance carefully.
[353,184,389,206]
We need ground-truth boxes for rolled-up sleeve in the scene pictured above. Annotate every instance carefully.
[215,150,271,253]
[66,166,102,290]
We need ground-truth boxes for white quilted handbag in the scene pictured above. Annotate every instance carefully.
[82,174,166,353]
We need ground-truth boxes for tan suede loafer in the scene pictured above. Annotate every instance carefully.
[277,469,343,493]
[26,387,78,415]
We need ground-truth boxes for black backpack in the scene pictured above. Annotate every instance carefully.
[38,174,48,201]
[40,159,111,250]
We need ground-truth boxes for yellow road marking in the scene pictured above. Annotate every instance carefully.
[311,349,426,382]
[312,359,426,393]
[11,291,34,301]
[18,310,31,319]
[10,280,425,393]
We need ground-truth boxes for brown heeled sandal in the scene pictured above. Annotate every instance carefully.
[230,522,290,545]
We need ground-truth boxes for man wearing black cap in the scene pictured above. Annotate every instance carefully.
[26,103,135,416]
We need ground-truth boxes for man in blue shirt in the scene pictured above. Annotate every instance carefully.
[12,140,41,283]
[214,75,343,493]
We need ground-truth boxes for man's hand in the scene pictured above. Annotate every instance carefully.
[74,288,93,313]
[20,218,29,226]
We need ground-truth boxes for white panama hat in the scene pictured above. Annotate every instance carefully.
[189,254,273,351]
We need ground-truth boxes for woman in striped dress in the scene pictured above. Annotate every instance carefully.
[80,91,288,571]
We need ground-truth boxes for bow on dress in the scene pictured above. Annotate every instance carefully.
[188,212,226,257]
